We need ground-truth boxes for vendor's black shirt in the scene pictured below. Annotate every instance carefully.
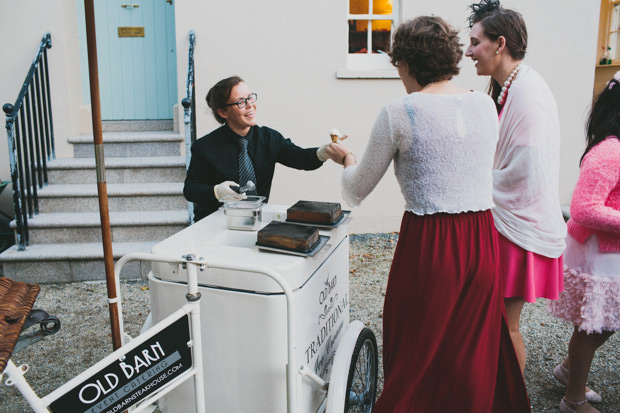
[183,124,323,221]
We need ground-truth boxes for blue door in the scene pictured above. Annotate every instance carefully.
[78,0,178,120]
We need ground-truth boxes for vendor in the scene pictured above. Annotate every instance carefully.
[183,76,349,222]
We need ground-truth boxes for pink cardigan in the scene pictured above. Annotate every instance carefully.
[568,136,620,252]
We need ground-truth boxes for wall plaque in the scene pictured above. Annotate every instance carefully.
[118,27,145,37]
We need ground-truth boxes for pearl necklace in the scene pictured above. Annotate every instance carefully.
[497,63,522,105]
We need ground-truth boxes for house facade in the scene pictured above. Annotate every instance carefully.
[1,0,601,234]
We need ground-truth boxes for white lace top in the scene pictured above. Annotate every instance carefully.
[342,91,498,215]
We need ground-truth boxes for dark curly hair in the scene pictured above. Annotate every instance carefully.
[206,76,244,124]
[389,16,462,86]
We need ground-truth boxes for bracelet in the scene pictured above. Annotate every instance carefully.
[342,152,355,165]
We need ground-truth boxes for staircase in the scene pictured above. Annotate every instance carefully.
[0,123,188,283]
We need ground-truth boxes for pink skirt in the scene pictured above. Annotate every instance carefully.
[373,210,530,413]
[497,232,564,302]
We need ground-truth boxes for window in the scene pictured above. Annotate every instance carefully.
[608,1,620,61]
[600,0,620,64]
[594,0,620,93]
[346,0,399,71]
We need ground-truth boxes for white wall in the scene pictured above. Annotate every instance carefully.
[0,0,85,195]
[498,1,599,205]
[175,0,600,233]
[0,0,600,233]
[175,0,404,233]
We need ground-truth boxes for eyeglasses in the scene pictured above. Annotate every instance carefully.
[224,93,258,109]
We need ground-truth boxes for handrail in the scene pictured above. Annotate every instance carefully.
[3,32,55,251]
[181,29,196,225]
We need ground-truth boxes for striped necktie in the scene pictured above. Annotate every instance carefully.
[237,138,258,195]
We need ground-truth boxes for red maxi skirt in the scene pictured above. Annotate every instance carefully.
[373,210,531,413]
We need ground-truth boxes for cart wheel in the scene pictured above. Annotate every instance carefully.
[345,327,377,412]
[325,321,378,413]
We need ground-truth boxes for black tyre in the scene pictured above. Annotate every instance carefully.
[344,327,378,413]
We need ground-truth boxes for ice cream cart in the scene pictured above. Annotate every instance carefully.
[1,202,377,413]
[146,202,378,413]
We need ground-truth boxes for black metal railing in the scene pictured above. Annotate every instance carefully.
[3,32,55,251]
[181,29,196,224]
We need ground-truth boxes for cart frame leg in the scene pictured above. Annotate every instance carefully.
[2,360,48,413]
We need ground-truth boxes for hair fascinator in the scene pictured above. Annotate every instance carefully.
[608,71,620,90]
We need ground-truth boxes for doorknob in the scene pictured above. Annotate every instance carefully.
[121,4,140,8]
[167,0,172,4]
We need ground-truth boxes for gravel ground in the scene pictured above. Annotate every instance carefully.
[1,233,619,412]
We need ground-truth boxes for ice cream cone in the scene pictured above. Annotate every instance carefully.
[330,128,341,142]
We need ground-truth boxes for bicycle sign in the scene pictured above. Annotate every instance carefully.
[49,314,192,413]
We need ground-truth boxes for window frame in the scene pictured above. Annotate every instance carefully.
[603,0,620,64]
[339,0,401,76]
[606,0,620,64]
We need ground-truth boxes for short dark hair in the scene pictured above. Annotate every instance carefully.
[467,0,527,61]
[206,76,244,124]
[389,16,462,86]
[582,77,620,165]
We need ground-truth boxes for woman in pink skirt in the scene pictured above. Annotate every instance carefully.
[466,0,567,375]
[338,15,530,412]
[547,73,620,413]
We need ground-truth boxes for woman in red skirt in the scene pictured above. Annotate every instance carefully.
[337,16,531,412]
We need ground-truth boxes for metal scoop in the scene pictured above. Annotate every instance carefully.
[232,180,255,193]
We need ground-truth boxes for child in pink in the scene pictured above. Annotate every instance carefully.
[547,73,620,413]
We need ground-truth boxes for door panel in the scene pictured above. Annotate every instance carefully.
[78,0,177,120]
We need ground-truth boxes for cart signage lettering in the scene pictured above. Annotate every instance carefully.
[49,315,192,413]
[318,274,337,305]
[119,341,165,378]
[304,270,349,376]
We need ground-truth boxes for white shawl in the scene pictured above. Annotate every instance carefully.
[492,64,566,258]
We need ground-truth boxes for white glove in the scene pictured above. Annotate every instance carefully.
[214,181,246,201]
[316,143,330,162]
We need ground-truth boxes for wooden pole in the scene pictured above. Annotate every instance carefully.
[83,0,122,350]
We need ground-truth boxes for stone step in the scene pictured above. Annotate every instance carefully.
[2,127,190,282]
[102,119,173,132]
[47,156,186,184]
[0,241,156,283]
[68,131,183,158]
[36,182,186,213]
[15,210,189,244]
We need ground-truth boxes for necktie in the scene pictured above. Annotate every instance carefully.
[238,138,258,195]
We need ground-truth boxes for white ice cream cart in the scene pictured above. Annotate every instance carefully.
[0,202,377,412]
[146,202,378,413]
